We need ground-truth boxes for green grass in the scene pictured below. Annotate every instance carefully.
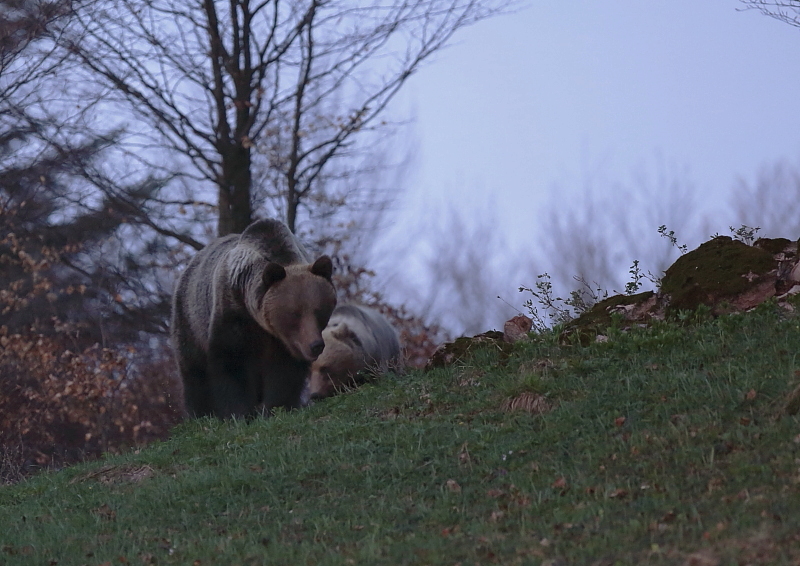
[2,302,800,565]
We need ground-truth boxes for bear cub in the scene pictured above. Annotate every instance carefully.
[171,219,336,418]
[307,304,401,399]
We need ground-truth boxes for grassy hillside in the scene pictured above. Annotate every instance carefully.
[2,301,800,565]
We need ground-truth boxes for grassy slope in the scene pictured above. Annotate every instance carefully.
[2,302,800,565]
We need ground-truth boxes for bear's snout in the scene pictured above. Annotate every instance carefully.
[310,339,325,359]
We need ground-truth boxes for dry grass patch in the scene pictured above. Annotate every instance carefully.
[500,391,553,414]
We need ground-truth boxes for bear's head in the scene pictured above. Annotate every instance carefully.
[307,323,366,399]
[260,256,336,362]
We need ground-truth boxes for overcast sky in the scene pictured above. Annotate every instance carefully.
[375,0,800,333]
[397,0,800,238]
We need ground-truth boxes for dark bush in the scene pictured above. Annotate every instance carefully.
[0,331,184,483]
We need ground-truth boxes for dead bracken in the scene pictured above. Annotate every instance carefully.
[501,391,553,415]
[69,464,155,485]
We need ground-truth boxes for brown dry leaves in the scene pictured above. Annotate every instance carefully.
[0,332,183,479]
[501,391,553,415]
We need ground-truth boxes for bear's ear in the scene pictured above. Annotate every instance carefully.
[263,262,287,288]
[310,255,333,281]
[333,326,362,348]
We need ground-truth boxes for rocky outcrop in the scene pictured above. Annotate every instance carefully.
[427,236,800,367]
[425,331,511,370]
[563,236,800,343]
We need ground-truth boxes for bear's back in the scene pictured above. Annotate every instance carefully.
[173,219,313,352]
[330,304,400,363]
[238,219,311,265]
[173,233,241,348]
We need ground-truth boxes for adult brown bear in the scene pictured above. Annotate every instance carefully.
[171,219,336,418]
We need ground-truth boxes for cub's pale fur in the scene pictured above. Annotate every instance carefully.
[171,219,336,418]
[307,304,401,399]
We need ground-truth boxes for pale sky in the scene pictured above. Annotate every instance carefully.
[379,0,800,334]
[402,0,800,235]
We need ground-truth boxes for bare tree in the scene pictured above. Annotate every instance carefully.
[378,202,520,337]
[730,0,800,234]
[0,0,188,345]
[58,0,508,239]
[1,0,73,152]
[731,157,800,239]
[536,158,706,300]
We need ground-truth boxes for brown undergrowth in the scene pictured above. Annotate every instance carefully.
[0,331,184,484]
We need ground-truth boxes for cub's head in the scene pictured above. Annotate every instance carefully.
[260,256,336,362]
[307,323,367,399]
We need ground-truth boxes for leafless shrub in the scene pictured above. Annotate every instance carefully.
[0,443,25,485]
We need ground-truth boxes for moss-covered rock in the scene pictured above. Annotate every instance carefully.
[753,237,797,256]
[426,331,513,369]
[560,291,656,345]
[426,236,800,364]
[556,236,800,343]
[660,236,776,317]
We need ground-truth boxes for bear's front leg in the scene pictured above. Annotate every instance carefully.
[206,356,255,418]
[174,335,213,418]
[181,361,213,418]
[257,348,310,413]
[207,316,262,418]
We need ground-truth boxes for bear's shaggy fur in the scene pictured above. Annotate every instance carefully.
[170,219,336,418]
[307,304,401,399]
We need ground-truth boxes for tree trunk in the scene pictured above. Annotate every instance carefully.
[217,142,253,236]
[286,179,298,234]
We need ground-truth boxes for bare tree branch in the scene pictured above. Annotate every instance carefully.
[56,0,510,237]
[740,0,800,27]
